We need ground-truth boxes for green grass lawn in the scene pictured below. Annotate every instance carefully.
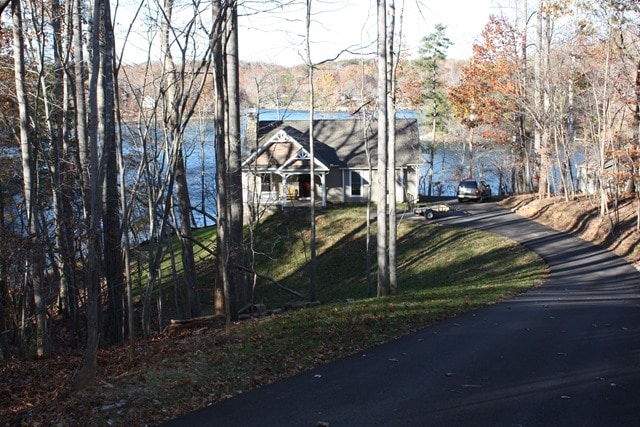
[141,206,545,313]
[99,206,547,426]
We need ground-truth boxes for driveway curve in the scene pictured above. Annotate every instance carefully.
[163,202,640,426]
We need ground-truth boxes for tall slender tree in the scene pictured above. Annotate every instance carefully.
[304,0,318,301]
[11,0,46,357]
[102,0,125,345]
[74,0,115,389]
[213,0,245,321]
[534,0,552,198]
[376,0,389,297]
[226,0,246,317]
[159,0,204,319]
[417,24,452,197]
[386,0,398,295]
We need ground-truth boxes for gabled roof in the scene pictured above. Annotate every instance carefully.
[242,125,332,172]
[243,118,421,171]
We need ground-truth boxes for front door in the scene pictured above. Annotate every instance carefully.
[299,174,311,198]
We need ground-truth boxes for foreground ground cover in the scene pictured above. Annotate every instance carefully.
[2,206,546,426]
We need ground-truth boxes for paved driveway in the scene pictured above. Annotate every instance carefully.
[163,202,640,426]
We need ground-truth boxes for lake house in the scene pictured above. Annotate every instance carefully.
[241,114,422,208]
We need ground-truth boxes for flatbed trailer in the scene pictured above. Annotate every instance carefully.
[413,204,452,220]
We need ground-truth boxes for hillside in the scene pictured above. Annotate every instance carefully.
[1,207,545,426]
[500,195,640,270]
[4,197,637,426]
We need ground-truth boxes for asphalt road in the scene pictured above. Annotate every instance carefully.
[162,201,640,426]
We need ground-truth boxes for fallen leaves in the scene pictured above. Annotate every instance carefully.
[1,352,83,423]
[0,327,229,426]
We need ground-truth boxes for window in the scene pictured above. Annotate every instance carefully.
[350,171,362,197]
[261,174,273,192]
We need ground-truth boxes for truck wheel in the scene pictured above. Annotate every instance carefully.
[425,210,435,220]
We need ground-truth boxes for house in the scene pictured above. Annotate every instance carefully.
[241,114,423,208]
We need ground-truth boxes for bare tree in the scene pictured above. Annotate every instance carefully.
[102,0,125,345]
[376,0,389,296]
[386,0,398,295]
[74,0,115,390]
[304,0,318,301]
[213,0,246,321]
[534,0,552,198]
[226,0,246,318]
[11,0,47,357]
[158,0,208,319]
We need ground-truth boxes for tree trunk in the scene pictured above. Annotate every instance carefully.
[634,59,640,230]
[73,3,91,215]
[212,1,245,321]
[535,0,552,199]
[0,186,9,359]
[226,1,246,316]
[0,279,9,360]
[117,122,136,356]
[160,0,201,319]
[376,0,389,297]
[359,55,374,298]
[50,0,77,326]
[12,0,46,358]
[533,0,544,194]
[518,0,530,193]
[69,0,89,348]
[386,0,397,295]
[175,148,201,318]
[467,126,475,178]
[635,58,640,145]
[101,3,125,345]
[305,0,318,301]
[212,0,230,320]
[74,0,111,389]
[598,12,614,216]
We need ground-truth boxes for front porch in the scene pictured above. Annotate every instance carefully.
[244,171,328,209]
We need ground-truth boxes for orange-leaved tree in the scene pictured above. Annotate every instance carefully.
[448,15,522,178]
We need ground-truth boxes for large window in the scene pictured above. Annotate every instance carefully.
[350,171,362,197]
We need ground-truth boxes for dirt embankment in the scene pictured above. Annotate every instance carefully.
[500,195,640,271]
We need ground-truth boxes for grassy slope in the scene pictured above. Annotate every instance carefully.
[229,206,545,310]
[2,206,547,426]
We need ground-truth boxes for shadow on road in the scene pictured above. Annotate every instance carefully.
[163,201,640,427]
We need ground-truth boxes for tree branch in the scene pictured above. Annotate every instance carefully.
[170,227,304,299]
[0,0,10,17]
[235,264,305,299]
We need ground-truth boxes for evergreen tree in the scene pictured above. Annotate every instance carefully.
[417,24,452,196]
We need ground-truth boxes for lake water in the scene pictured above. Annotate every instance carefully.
[124,110,578,229]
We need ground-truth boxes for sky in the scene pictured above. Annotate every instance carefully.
[113,0,500,67]
[238,0,498,66]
